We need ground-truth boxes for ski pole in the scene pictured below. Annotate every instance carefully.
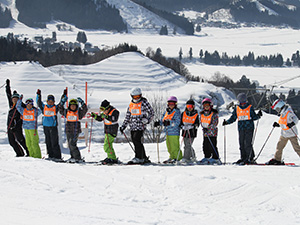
[122,131,135,153]
[224,124,226,164]
[254,127,275,161]
[88,118,93,153]
[156,126,161,163]
[248,119,259,161]
[290,127,300,142]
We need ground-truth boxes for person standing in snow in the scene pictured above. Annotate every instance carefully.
[154,96,182,163]
[58,90,88,163]
[5,79,29,157]
[36,89,62,161]
[222,93,262,165]
[266,99,300,165]
[199,98,221,165]
[16,95,42,158]
[91,100,120,165]
[179,99,199,163]
[119,87,154,164]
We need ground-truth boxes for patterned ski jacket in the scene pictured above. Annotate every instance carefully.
[37,94,59,127]
[16,99,42,130]
[278,105,298,138]
[199,108,219,137]
[180,108,199,138]
[95,106,119,137]
[160,107,181,136]
[121,97,154,131]
[58,102,88,135]
[226,103,260,131]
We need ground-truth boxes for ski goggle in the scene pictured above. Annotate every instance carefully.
[168,102,176,106]
[100,106,109,111]
[25,99,34,105]
[69,99,78,105]
[186,104,194,109]
[203,103,211,107]
[132,94,141,100]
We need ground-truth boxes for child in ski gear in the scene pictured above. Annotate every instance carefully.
[5,79,29,157]
[120,87,154,164]
[179,99,199,163]
[199,98,221,165]
[37,89,62,161]
[156,96,182,163]
[91,99,119,164]
[266,99,300,165]
[223,93,262,165]
[16,95,42,158]
[58,91,88,163]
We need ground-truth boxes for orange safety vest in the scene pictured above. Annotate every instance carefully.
[182,111,198,125]
[23,108,35,121]
[236,105,251,121]
[278,111,290,131]
[163,110,176,121]
[44,105,56,117]
[66,110,79,122]
[201,113,213,128]
[104,109,118,125]
[129,102,142,116]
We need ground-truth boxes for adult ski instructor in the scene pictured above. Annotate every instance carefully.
[120,87,154,164]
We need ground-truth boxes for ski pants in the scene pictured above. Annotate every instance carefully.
[238,129,255,161]
[183,137,195,160]
[24,129,41,158]
[166,135,182,160]
[203,136,219,159]
[131,130,147,159]
[275,135,300,161]
[66,133,82,160]
[8,128,29,157]
[44,126,61,159]
[104,133,117,160]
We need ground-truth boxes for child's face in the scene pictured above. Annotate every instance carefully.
[70,104,77,111]
[26,104,33,110]
[12,97,18,104]
[47,100,54,106]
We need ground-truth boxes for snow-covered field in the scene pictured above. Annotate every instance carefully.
[1,1,300,223]
[1,52,300,225]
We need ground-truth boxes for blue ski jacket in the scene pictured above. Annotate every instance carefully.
[37,94,59,127]
[16,99,42,130]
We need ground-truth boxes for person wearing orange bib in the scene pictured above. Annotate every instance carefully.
[37,89,62,161]
[199,98,221,165]
[58,91,88,163]
[91,100,120,165]
[180,99,199,163]
[16,96,42,158]
[267,99,300,165]
[120,87,154,164]
[223,93,262,165]
[155,96,182,164]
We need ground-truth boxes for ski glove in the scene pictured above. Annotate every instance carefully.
[60,95,68,105]
[154,121,160,127]
[6,79,10,87]
[90,112,97,119]
[77,97,84,104]
[222,120,228,126]
[163,120,170,126]
[120,127,125,134]
[20,94,23,100]
[101,113,107,119]
[36,89,41,95]
[203,128,208,133]
[273,122,280,127]
[287,122,295,128]
[63,88,67,96]
[142,118,148,125]
[257,110,263,117]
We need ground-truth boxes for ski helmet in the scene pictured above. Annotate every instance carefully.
[69,99,78,105]
[202,98,212,105]
[47,94,55,102]
[100,99,110,111]
[130,87,142,96]
[167,96,178,102]
[237,93,247,103]
[272,99,285,113]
